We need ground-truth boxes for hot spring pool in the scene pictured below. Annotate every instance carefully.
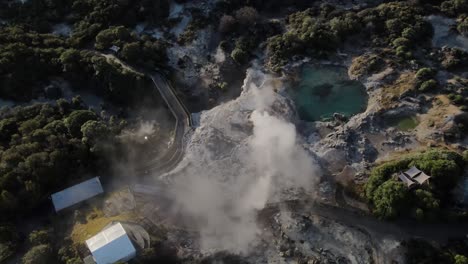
[292,64,368,122]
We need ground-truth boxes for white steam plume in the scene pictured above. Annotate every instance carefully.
[166,68,321,253]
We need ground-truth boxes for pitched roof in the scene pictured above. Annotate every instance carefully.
[398,173,417,188]
[413,172,431,185]
[51,177,103,212]
[86,223,136,264]
[405,166,422,179]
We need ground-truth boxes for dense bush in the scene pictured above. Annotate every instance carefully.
[0,224,18,262]
[219,15,236,34]
[406,238,468,264]
[372,181,409,219]
[265,2,434,71]
[60,49,155,105]
[235,6,259,26]
[415,68,438,92]
[28,230,51,246]
[22,244,54,264]
[441,48,468,69]
[419,79,438,92]
[459,18,468,36]
[365,149,465,220]
[441,0,468,16]
[0,27,66,101]
[0,101,123,219]
[177,8,210,45]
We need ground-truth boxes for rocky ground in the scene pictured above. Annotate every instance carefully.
[130,1,468,262]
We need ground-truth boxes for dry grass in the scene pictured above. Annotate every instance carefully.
[70,207,137,244]
[415,94,462,146]
[380,71,417,108]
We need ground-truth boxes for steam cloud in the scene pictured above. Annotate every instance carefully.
[165,69,321,253]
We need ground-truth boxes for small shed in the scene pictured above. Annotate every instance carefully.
[398,173,417,189]
[413,172,431,185]
[51,177,104,212]
[405,166,422,179]
[86,222,137,264]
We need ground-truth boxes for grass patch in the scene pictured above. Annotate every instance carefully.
[381,72,417,108]
[70,208,137,244]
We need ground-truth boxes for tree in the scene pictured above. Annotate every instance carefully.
[95,26,132,50]
[65,110,98,137]
[231,48,248,64]
[372,181,409,219]
[121,42,141,62]
[455,255,468,264]
[28,230,50,246]
[235,7,258,26]
[416,68,436,81]
[219,15,236,33]
[458,18,468,37]
[81,120,109,146]
[22,244,54,264]
[60,49,81,73]
[419,79,438,92]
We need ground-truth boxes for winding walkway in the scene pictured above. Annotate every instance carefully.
[102,53,191,174]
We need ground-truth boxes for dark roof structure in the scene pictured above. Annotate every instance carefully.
[413,172,431,185]
[405,166,422,179]
[398,173,417,188]
[396,167,431,188]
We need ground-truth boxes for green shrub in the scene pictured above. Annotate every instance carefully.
[416,68,436,81]
[95,26,132,51]
[396,46,412,59]
[458,18,468,36]
[231,47,249,64]
[22,244,54,264]
[349,54,384,78]
[366,149,465,220]
[372,181,409,219]
[392,37,410,48]
[419,79,438,92]
[441,0,468,16]
[28,230,50,246]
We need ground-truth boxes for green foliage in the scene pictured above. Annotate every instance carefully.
[441,0,468,16]
[22,244,54,264]
[416,68,437,81]
[0,101,123,219]
[231,48,249,64]
[365,158,412,200]
[0,223,18,262]
[406,238,468,264]
[0,27,65,101]
[57,239,80,264]
[372,181,409,219]
[28,230,51,246]
[95,26,132,50]
[366,149,465,220]
[177,8,210,45]
[65,110,98,137]
[265,2,432,71]
[455,255,468,264]
[419,79,438,92]
[441,48,468,69]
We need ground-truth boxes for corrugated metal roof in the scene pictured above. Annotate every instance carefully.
[51,177,103,212]
[86,223,136,264]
